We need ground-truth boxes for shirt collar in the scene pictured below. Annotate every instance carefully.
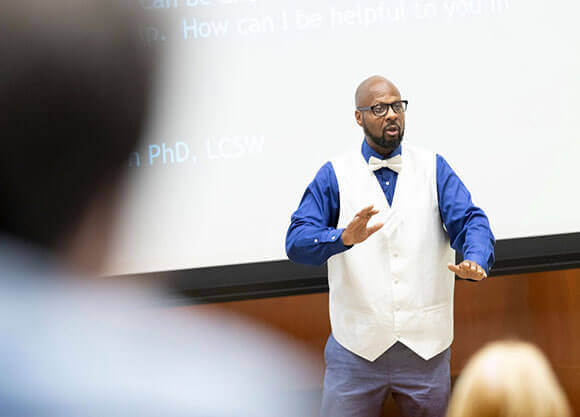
[361,139,402,164]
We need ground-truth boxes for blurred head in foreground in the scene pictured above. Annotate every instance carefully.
[0,2,318,416]
[0,0,154,273]
[447,341,571,417]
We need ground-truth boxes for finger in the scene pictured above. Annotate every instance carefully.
[453,262,467,276]
[351,209,372,224]
[464,261,487,279]
[462,264,479,279]
[477,267,487,279]
[462,261,477,276]
[351,214,371,228]
[357,210,380,228]
[356,205,375,217]
[367,222,384,236]
[363,210,379,221]
[466,267,486,281]
[469,272,485,281]
[447,263,464,276]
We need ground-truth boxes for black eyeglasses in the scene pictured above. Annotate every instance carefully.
[357,100,408,117]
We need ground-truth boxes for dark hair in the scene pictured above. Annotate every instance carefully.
[0,1,156,249]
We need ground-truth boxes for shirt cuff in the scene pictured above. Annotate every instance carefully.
[462,252,489,275]
[335,228,353,250]
[317,228,352,255]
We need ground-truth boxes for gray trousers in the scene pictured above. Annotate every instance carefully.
[320,334,450,417]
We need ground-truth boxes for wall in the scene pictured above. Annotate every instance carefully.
[183,268,580,416]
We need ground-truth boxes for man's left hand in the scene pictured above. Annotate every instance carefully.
[447,260,487,281]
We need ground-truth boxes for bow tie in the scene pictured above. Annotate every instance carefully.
[368,154,403,173]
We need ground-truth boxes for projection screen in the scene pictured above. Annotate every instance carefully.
[105,0,580,301]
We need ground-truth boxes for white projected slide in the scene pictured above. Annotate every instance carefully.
[105,0,580,275]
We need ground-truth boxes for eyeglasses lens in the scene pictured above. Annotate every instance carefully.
[372,101,406,117]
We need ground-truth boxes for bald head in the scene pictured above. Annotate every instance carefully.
[355,76,400,108]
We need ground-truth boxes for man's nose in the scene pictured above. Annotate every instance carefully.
[385,105,398,120]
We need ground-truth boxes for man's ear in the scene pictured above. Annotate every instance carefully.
[355,110,363,127]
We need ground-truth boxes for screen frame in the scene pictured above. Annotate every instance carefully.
[116,232,580,304]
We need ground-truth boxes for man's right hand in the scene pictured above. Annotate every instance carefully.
[341,205,385,246]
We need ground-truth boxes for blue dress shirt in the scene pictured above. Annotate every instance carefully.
[286,140,495,274]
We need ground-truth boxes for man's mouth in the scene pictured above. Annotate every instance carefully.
[385,125,399,136]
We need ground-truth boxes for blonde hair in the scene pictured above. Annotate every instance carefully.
[447,341,571,417]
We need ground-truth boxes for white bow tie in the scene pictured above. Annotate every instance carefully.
[368,154,403,173]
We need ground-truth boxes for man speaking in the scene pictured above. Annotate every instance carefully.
[286,76,495,417]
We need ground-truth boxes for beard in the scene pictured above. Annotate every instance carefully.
[363,123,404,154]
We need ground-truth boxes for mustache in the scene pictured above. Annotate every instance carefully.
[384,123,400,131]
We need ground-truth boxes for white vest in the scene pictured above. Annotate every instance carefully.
[327,144,455,361]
